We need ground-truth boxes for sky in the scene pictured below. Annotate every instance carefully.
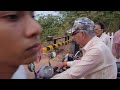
[34,11,59,20]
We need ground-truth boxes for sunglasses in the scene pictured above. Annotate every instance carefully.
[72,30,81,36]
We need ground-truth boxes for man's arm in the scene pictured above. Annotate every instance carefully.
[51,49,103,79]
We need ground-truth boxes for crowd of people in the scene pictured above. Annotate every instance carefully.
[0,11,119,79]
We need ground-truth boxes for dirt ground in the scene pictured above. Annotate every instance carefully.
[24,44,71,79]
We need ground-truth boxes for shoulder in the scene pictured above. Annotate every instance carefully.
[86,48,102,56]
[114,30,120,36]
[11,65,27,79]
[103,33,110,39]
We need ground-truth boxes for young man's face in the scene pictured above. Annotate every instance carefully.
[94,24,103,37]
[0,11,42,67]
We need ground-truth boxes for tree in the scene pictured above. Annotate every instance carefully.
[59,11,120,33]
[37,11,120,44]
[37,14,65,43]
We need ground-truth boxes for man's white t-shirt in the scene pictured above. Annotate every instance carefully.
[11,65,27,79]
[100,33,111,49]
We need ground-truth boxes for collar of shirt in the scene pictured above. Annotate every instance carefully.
[100,33,105,38]
[100,33,108,38]
[82,36,100,53]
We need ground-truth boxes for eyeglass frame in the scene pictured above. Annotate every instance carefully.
[72,29,88,36]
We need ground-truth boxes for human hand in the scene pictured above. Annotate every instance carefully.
[51,61,64,69]
[57,62,65,69]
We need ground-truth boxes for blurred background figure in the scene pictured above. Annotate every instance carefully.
[112,25,120,62]
[95,22,111,49]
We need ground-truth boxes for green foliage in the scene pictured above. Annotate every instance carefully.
[59,11,120,33]
[38,14,65,43]
[37,11,120,44]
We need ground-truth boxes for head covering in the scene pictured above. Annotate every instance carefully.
[67,17,95,34]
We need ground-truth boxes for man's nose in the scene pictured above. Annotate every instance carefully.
[25,18,42,38]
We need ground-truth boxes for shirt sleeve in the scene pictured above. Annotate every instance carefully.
[67,60,81,67]
[51,49,103,79]
[114,32,120,44]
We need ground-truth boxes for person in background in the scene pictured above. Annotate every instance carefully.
[51,17,117,79]
[0,11,42,79]
[94,22,111,49]
[112,25,120,62]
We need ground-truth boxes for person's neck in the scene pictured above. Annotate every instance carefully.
[0,65,18,79]
[98,33,103,37]
[84,36,93,46]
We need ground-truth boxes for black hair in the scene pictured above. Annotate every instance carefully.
[95,22,105,32]
[95,22,105,29]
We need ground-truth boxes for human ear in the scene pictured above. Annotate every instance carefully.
[81,32,86,39]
